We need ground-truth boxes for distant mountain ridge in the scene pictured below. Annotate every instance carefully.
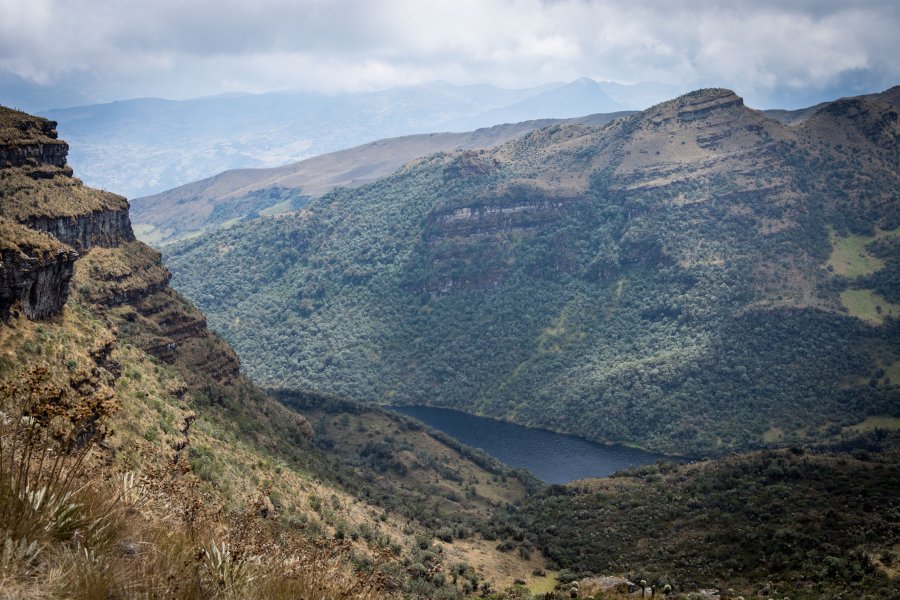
[38,78,679,199]
[131,111,634,245]
[165,85,900,456]
[130,89,835,246]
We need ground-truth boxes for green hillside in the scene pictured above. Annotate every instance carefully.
[166,88,900,456]
[489,445,900,599]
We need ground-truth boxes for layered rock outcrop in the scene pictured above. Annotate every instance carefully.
[0,111,68,169]
[0,219,79,319]
[0,105,241,386]
[0,107,135,319]
[26,209,135,251]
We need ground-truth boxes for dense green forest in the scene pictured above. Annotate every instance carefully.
[166,88,900,455]
[486,444,900,599]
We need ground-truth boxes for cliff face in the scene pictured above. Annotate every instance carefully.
[0,219,79,319]
[0,105,240,387]
[0,112,68,169]
[1,108,133,230]
[26,209,135,251]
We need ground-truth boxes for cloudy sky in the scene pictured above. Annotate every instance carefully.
[1,0,898,109]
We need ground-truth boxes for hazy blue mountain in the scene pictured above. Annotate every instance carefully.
[42,78,667,198]
[444,78,627,130]
[42,82,557,197]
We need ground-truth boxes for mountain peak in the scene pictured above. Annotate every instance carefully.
[668,87,743,116]
[635,87,745,126]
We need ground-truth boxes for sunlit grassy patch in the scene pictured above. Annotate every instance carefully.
[845,415,900,433]
[527,571,558,594]
[763,426,785,444]
[839,288,900,325]
[827,231,883,277]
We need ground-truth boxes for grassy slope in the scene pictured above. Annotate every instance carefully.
[1,271,546,598]
[0,104,544,597]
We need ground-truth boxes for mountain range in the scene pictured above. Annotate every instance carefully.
[37,79,681,200]
[164,86,900,456]
[129,91,823,247]
[130,112,633,245]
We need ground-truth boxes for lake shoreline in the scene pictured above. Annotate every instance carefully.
[387,404,672,484]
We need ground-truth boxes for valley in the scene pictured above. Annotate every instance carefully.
[165,86,900,457]
[2,82,899,599]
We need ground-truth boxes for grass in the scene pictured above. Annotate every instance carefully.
[839,288,900,325]
[885,360,900,383]
[0,217,69,254]
[258,198,295,216]
[826,227,900,278]
[827,231,883,277]
[762,425,785,443]
[0,307,397,599]
[845,415,900,433]
[527,570,558,594]
[74,241,170,306]
[131,223,173,246]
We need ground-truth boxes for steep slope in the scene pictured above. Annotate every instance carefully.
[131,111,632,245]
[0,106,546,598]
[166,87,900,456]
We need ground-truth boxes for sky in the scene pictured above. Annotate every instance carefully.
[1,0,898,109]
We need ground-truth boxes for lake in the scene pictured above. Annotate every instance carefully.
[390,405,667,484]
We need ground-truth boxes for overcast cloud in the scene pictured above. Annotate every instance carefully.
[1,0,898,108]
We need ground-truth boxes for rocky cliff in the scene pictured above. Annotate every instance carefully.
[1,110,134,254]
[0,111,68,169]
[0,105,239,386]
[0,218,79,319]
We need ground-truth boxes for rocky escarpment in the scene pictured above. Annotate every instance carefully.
[0,110,68,170]
[0,104,242,386]
[26,209,135,251]
[0,106,136,319]
[674,88,745,122]
[0,219,79,320]
[1,107,133,244]
[74,242,171,307]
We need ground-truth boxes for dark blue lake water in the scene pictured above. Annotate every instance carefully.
[390,405,666,484]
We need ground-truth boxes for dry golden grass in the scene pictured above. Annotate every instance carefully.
[0,218,68,255]
[72,241,170,306]
[0,169,127,221]
[0,308,395,600]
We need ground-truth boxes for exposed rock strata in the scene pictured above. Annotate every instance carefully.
[0,110,68,169]
[26,209,135,251]
[0,243,79,320]
[0,219,80,319]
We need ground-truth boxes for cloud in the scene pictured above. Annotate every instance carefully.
[0,0,897,107]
